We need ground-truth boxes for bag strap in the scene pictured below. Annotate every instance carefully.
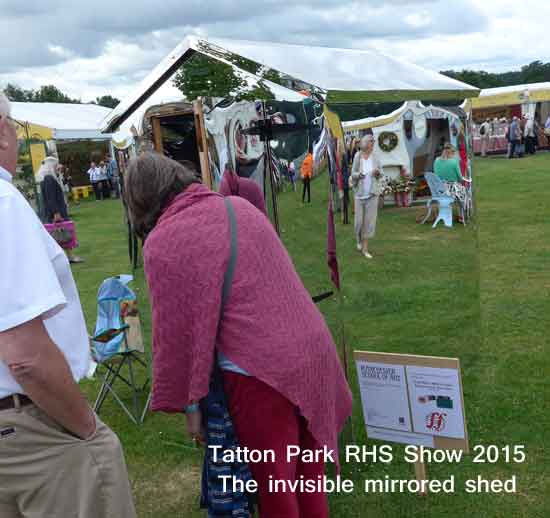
[221,197,238,311]
[207,197,238,387]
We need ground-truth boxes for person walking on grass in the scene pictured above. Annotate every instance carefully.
[508,117,521,159]
[524,115,536,155]
[0,92,136,518]
[301,150,313,203]
[479,118,491,157]
[39,159,84,264]
[351,134,382,259]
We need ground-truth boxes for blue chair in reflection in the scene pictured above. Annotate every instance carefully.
[421,173,454,228]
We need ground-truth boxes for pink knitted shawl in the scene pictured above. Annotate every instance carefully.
[218,169,267,216]
[144,184,352,459]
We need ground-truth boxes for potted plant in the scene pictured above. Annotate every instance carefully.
[391,167,415,207]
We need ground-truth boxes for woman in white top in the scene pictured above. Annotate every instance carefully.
[350,135,383,259]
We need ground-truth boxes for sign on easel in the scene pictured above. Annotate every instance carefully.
[354,351,469,493]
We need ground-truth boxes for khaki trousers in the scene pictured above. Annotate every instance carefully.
[354,195,379,245]
[0,404,136,518]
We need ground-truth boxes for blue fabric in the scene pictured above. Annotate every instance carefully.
[91,275,136,362]
[200,367,255,517]
[217,351,250,377]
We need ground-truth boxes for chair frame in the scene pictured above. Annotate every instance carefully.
[93,332,151,425]
[420,173,469,228]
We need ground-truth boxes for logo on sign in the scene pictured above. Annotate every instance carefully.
[425,412,447,432]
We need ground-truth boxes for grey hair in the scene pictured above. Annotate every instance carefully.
[0,92,11,119]
[360,134,375,150]
[124,152,201,239]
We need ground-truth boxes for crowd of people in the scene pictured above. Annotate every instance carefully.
[87,154,120,200]
[478,114,550,158]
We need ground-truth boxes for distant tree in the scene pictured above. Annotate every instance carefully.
[95,95,120,109]
[32,85,78,103]
[441,61,550,89]
[2,83,80,103]
[4,83,34,102]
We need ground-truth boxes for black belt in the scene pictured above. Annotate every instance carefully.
[0,394,33,412]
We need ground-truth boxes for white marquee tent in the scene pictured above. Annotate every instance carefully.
[102,36,478,134]
[12,102,112,141]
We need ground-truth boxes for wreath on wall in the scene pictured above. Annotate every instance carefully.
[378,131,399,152]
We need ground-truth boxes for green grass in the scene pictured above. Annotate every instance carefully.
[71,153,550,517]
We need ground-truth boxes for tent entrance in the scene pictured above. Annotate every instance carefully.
[413,117,450,177]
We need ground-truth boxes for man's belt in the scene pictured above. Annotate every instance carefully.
[0,394,33,412]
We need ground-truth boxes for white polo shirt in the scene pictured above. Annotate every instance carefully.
[0,168,90,398]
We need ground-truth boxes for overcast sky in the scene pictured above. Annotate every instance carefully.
[1,0,547,102]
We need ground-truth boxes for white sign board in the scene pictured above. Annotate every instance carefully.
[356,362,411,431]
[354,352,469,451]
[406,366,466,439]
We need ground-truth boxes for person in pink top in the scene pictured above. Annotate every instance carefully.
[124,153,352,518]
[218,167,267,216]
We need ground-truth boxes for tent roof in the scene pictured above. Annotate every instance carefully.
[479,82,550,97]
[102,36,478,133]
[470,82,550,110]
[342,101,462,132]
[12,102,112,140]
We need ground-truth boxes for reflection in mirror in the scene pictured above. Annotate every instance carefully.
[336,99,479,443]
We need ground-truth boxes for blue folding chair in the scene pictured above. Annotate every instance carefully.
[91,275,150,425]
[421,173,455,228]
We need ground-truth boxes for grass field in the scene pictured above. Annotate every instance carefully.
[71,153,550,517]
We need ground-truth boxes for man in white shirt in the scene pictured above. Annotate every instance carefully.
[0,93,136,517]
[87,161,105,200]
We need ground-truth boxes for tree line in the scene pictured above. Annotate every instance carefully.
[3,83,120,109]
[4,59,549,115]
[441,61,550,89]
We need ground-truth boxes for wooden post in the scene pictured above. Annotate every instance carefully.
[151,117,163,154]
[193,98,212,189]
[414,459,428,496]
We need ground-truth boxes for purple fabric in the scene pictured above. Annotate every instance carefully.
[219,170,267,216]
[144,184,352,460]
[327,200,340,290]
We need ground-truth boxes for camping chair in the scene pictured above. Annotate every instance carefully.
[420,173,456,228]
[91,275,150,425]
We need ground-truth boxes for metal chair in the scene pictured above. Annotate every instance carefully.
[91,275,150,425]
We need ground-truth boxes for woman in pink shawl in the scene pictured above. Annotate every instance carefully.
[124,153,352,518]
[218,167,267,216]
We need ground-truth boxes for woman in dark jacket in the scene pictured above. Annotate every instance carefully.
[41,170,69,223]
[40,163,83,263]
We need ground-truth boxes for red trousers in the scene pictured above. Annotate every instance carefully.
[223,372,329,518]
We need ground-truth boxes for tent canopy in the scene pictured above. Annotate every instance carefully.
[342,101,462,132]
[471,82,550,109]
[102,36,478,133]
[12,102,112,140]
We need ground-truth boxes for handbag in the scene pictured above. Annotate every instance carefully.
[51,225,73,245]
[44,220,78,249]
